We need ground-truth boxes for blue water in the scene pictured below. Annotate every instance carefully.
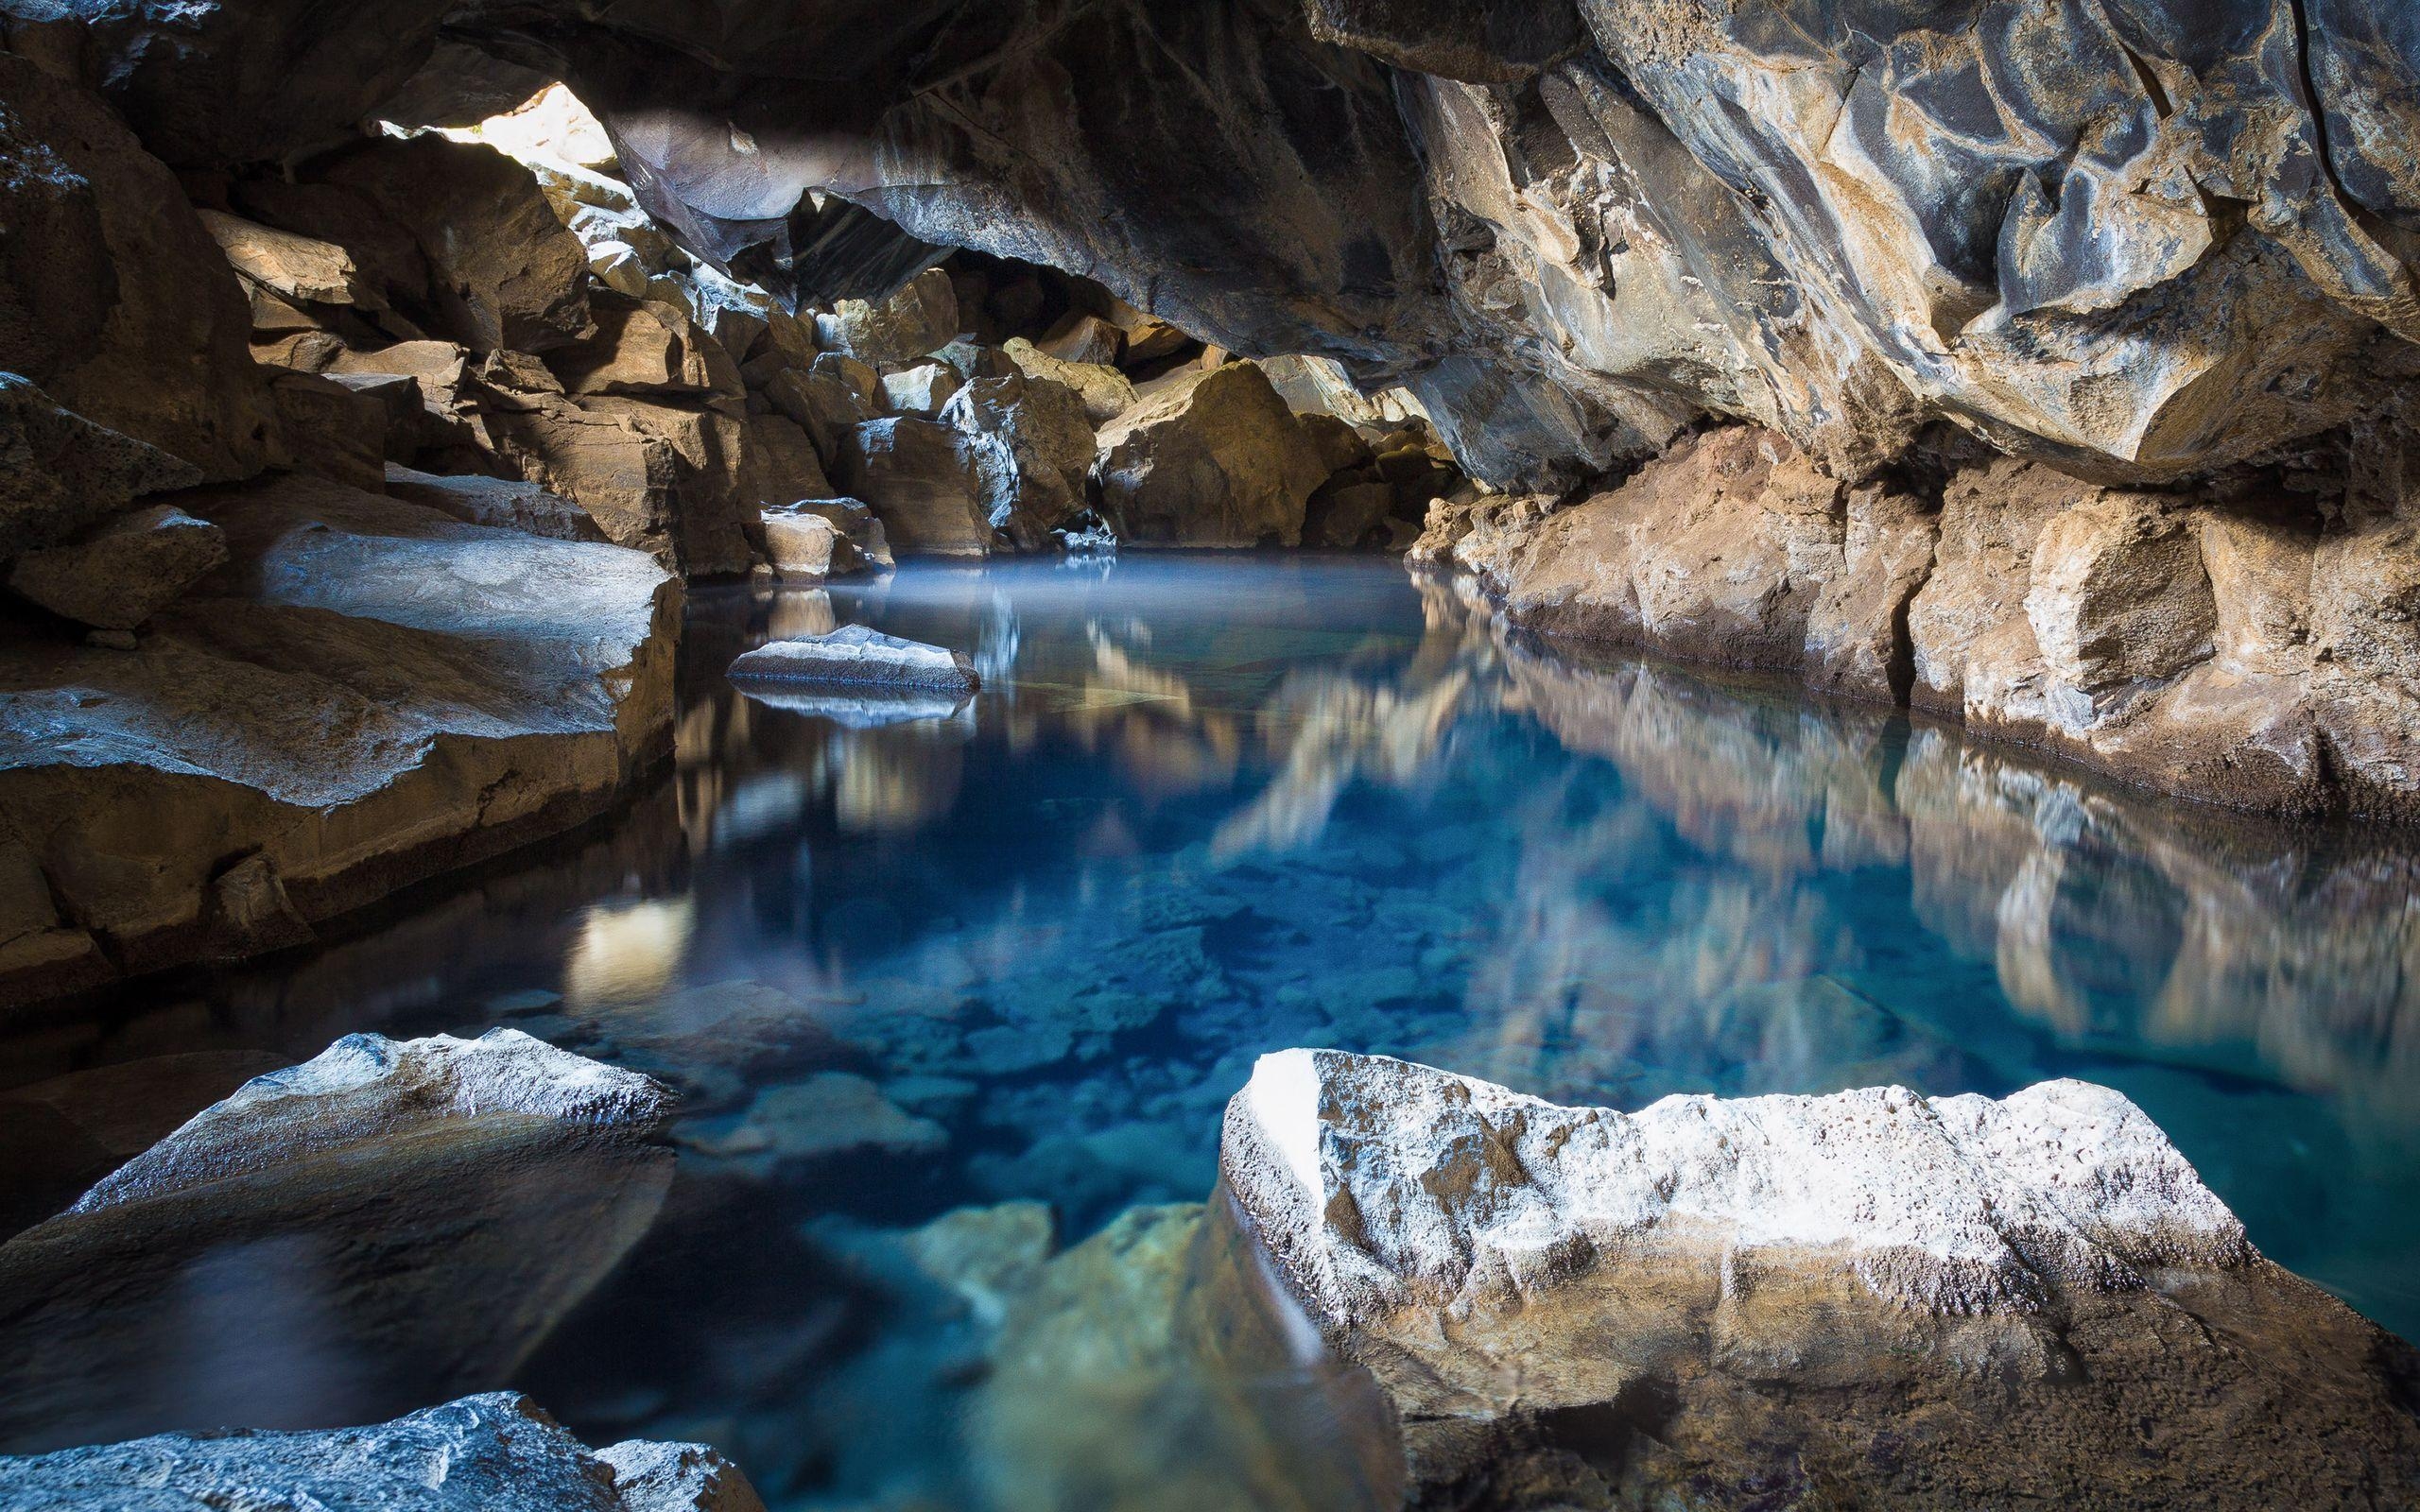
[3,556,2415,1506]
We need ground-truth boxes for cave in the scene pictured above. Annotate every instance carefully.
[2,3,2419,1508]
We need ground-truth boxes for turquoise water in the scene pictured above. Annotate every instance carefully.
[2,557,2416,1505]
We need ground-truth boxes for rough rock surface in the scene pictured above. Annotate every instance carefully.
[6,504,229,630]
[0,475,679,1004]
[1095,364,1328,547]
[0,1393,761,1512]
[0,1032,676,1450]
[728,626,979,696]
[1222,1048,2420,1509]
[0,377,202,554]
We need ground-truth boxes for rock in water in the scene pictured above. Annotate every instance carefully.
[0,1031,677,1451]
[0,1391,763,1512]
[728,626,980,696]
[1219,1049,2420,1508]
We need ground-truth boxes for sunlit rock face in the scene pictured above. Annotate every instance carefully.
[0,475,681,1006]
[0,1032,676,1452]
[1222,1048,2420,1508]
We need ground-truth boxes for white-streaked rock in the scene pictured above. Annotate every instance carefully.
[728,625,980,696]
[0,1392,759,1512]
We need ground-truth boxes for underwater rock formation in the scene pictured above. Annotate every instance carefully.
[0,1030,676,1451]
[0,1391,763,1512]
[1221,1048,2420,1508]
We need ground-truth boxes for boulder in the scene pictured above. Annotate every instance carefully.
[882,361,963,418]
[6,504,229,631]
[1003,338,1136,426]
[0,54,276,480]
[384,463,608,542]
[196,207,375,309]
[761,507,841,580]
[728,625,980,696]
[766,362,877,465]
[940,370,1098,549]
[1035,313,1124,367]
[0,475,679,1004]
[835,417,1002,557]
[0,375,202,553]
[777,497,892,573]
[814,267,958,368]
[741,411,836,507]
[323,136,593,353]
[484,392,755,576]
[1222,1049,2420,1508]
[267,367,392,489]
[549,292,744,397]
[0,1394,760,1512]
[0,1030,677,1446]
[1093,363,1327,547]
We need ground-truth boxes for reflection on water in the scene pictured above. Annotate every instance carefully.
[3,557,2418,1504]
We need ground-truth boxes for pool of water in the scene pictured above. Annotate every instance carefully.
[3,556,2416,1504]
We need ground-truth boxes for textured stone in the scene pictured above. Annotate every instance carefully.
[1094,364,1327,547]
[761,507,840,580]
[815,267,958,369]
[550,292,743,397]
[1223,1048,2420,1509]
[1002,338,1136,426]
[197,207,373,309]
[6,504,229,631]
[384,463,608,541]
[0,475,678,1003]
[835,417,1001,557]
[728,625,979,695]
[0,375,202,553]
[941,370,1097,550]
[882,361,963,418]
[0,1394,758,1512]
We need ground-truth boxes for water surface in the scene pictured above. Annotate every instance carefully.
[3,557,2415,1506]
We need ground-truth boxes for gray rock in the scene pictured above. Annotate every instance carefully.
[385,462,609,541]
[941,369,1098,550]
[728,624,979,696]
[881,360,963,418]
[1222,1048,2420,1508]
[0,1032,676,1448]
[0,1392,760,1512]
[6,504,229,631]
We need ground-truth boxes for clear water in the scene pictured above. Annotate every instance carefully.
[3,557,2416,1506]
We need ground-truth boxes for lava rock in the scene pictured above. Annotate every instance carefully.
[728,625,979,696]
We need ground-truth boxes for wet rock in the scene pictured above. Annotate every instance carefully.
[0,1393,760,1512]
[1225,1049,2420,1508]
[0,1033,676,1447]
[1094,363,1327,547]
[729,625,980,696]
[385,463,610,541]
[815,267,958,369]
[0,53,276,480]
[6,504,229,631]
[774,497,892,574]
[1003,338,1136,426]
[323,135,593,353]
[0,375,202,553]
[680,1071,946,1170]
[0,474,679,1004]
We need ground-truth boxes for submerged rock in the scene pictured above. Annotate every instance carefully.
[1221,1049,2420,1508]
[728,626,980,696]
[0,1391,762,1512]
[0,1031,676,1451]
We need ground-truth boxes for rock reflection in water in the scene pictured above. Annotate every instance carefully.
[3,557,2418,1506]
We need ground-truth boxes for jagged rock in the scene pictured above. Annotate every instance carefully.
[483,391,754,576]
[941,369,1098,549]
[0,474,678,1003]
[1002,337,1136,426]
[835,416,1002,557]
[1222,1049,2420,1508]
[1303,480,1398,550]
[268,367,392,489]
[778,497,892,573]
[816,267,958,369]
[0,1394,760,1512]
[742,410,835,504]
[0,375,202,552]
[1094,363,1327,547]
[0,53,275,480]
[767,362,877,465]
[0,1031,677,1445]
[728,625,979,696]
[1304,0,1585,82]
[322,135,593,353]
[6,504,229,631]
[882,361,963,418]
[550,292,743,397]
[1035,313,1123,367]
[385,463,607,541]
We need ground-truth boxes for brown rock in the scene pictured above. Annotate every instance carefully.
[741,413,836,508]
[815,268,958,369]
[766,359,877,464]
[2025,494,2217,705]
[1036,313,1124,367]
[0,375,203,553]
[1004,338,1136,426]
[882,362,964,418]
[1905,459,2076,713]
[941,370,1097,549]
[486,394,754,576]
[548,293,743,398]
[7,505,229,631]
[324,136,593,353]
[835,417,1000,557]
[761,508,841,580]
[196,209,373,310]
[267,369,390,490]
[384,464,607,542]
[1806,484,1937,701]
[1093,363,1327,547]
[0,54,276,480]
